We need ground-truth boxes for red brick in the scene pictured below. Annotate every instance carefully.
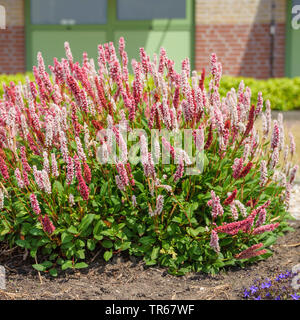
[195,23,285,78]
[0,26,25,74]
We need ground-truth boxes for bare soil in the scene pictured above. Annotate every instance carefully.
[0,220,299,301]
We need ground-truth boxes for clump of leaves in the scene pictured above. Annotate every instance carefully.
[0,39,297,276]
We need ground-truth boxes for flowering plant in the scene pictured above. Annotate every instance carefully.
[0,38,297,275]
[242,270,300,300]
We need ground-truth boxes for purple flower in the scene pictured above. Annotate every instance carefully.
[261,281,272,289]
[291,293,300,300]
[243,289,250,298]
[275,273,285,281]
[250,286,258,294]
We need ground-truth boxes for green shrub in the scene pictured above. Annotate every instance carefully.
[219,76,300,111]
[0,73,34,89]
[0,41,297,276]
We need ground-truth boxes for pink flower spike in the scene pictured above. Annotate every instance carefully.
[15,168,24,188]
[290,165,299,184]
[0,156,9,180]
[20,146,31,172]
[150,195,164,216]
[223,189,237,206]
[252,223,279,235]
[83,162,92,184]
[289,132,296,157]
[232,158,243,180]
[235,243,266,260]
[210,190,224,219]
[41,214,56,234]
[255,208,267,227]
[66,156,74,185]
[173,158,184,182]
[51,153,59,178]
[77,173,89,201]
[30,193,41,215]
[271,120,280,150]
[210,230,220,253]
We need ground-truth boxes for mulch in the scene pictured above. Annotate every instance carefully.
[0,220,299,300]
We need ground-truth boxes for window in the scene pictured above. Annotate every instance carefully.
[117,0,186,20]
[30,0,107,25]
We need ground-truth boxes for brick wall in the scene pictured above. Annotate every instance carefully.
[0,0,288,78]
[0,0,25,74]
[195,0,287,79]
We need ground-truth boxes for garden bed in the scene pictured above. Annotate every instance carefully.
[0,219,299,300]
[0,39,299,301]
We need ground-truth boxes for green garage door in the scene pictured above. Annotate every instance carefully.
[25,0,194,72]
[286,0,300,77]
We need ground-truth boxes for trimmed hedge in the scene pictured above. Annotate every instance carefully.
[0,73,34,95]
[219,76,300,111]
[1,73,300,111]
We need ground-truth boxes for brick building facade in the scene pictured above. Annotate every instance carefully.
[0,0,25,74]
[195,0,287,78]
[0,0,296,78]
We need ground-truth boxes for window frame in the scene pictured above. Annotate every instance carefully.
[25,0,194,71]
[29,0,108,26]
[115,0,189,24]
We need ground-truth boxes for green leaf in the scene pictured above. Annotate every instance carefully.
[75,239,85,248]
[49,253,58,261]
[32,264,46,272]
[53,180,64,196]
[29,228,44,236]
[61,260,73,270]
[87,239,96,251]
[0,227,10,236]
[74,262,88,269]
[151,246,160,260]
[76,249,85,259]
[263,235,277,247]
[49,268,58,277]
[61,232,73,244]
[100,182,108,196]
[67,226,78,234]
[102,239,113,248]
[30,248,37,258]
[15,239,30,249]
[78,214,95,235]
[144,258,156,266]
[94,234,104,241]
[187,226,206,237]
[137,224,145,236]
[56,258,64,265]
[135,182,145,193]
[120,241,131,251]
[139,236,156,246]
[41,261,53,269]
[103,250,113,261]
[220,238,233,246]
